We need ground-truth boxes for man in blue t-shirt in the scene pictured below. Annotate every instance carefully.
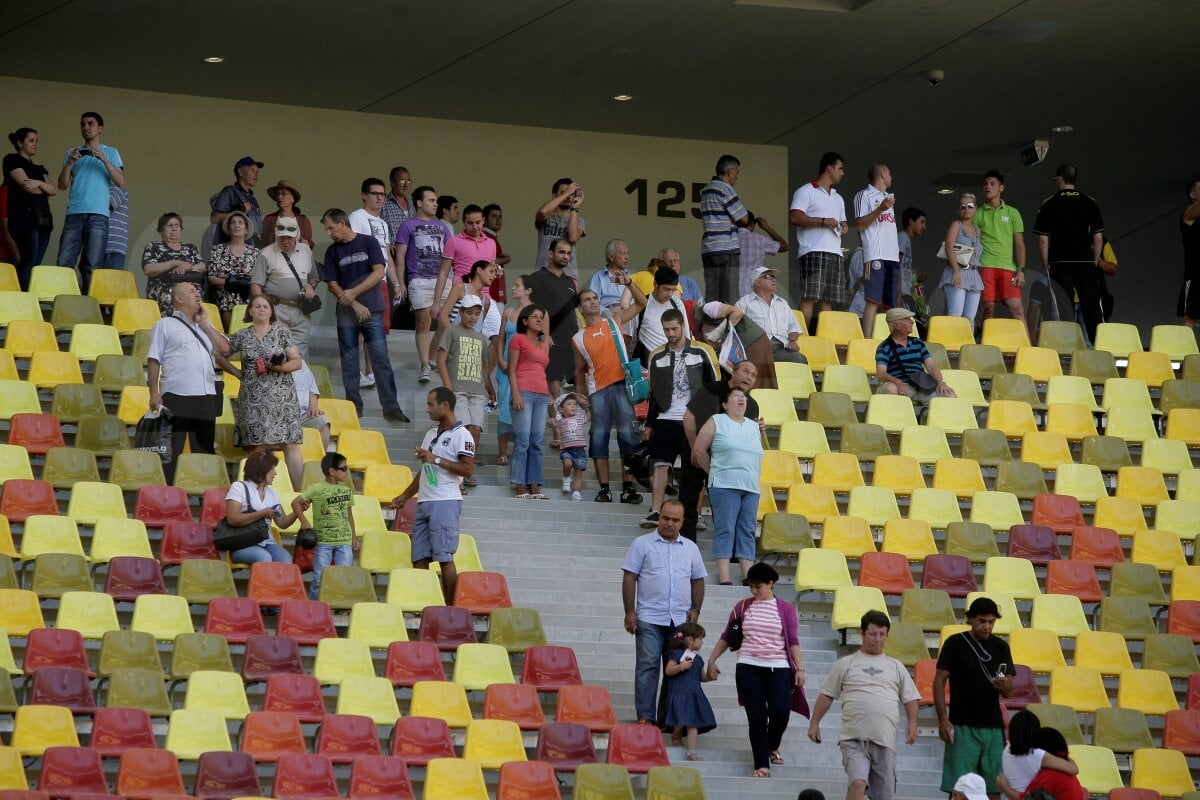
[322,208,408,423]
[874,307,955,407]
[56,112,125,293]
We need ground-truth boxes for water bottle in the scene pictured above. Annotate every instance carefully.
[423,462,438,487]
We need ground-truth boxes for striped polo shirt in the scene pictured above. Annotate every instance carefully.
[875,335,932,382]
[699,178,748,255]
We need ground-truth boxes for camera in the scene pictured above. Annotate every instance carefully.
[926,69,944,86]
[78,148,92,156]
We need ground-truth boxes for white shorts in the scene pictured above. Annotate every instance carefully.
[455,392,487,428]
[409,278,449,311]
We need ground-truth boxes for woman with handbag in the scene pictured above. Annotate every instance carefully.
[690,388,763,585]
[939,193,985,323]
[4,127,57,289]
[222,450,299,565]
[706,562,807,779]
[507,303,552,499]
[143,212,206,315]
[207,210,260,330]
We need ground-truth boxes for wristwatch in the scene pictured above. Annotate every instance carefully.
[434,457,442,467]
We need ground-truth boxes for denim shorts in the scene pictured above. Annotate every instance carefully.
[560,446,588,470]
[411,499,463,563]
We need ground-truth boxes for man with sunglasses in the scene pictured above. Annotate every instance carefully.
[735,267,807,364]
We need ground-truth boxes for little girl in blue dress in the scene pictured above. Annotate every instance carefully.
[662,622,717,761]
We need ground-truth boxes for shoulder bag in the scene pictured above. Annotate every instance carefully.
[212,481,272,551]
[723,598,752,651]
[605,317,649,405]
[168,315,224,417]
[282,251,322,314]
[936,241,975,268]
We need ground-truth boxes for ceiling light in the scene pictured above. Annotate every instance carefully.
[936,188,954,195]
[612,94,633,102]
[203,56,225,64]
[1051,125,1073,133]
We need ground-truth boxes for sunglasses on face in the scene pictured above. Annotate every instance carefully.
[959,203,975,210]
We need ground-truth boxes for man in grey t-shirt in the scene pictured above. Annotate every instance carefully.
[534,177,586,280]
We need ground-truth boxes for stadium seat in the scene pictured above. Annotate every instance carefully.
[1093,496,1149,536]
[116,747,188,799]
[22,628,91,677]
[1166,600,1200,642]
[847,487,901,527]
[795,336,839,374]
[335,676,402,725]
[881,620,930,667]
[753,388,800,427]
[273,753,341,800]
[858,551,915,595]
[1165,407,1200,446]
[483,683,547,730]
[453,571,513,615]
[823,364,873,404]
[349,756,416,800]
[1037,320,1087,356]
[385,642,445,687]
[1160,378,1200,414]
[19,515,85,560]
[497,761,560,800]
[932,457,986,498]
[29,553,91,599]
[881,518,937,561]
[1117,466,1171,507]
[4,320,58,358]
[921,554,977,598]
[1014,345,1063,383]
[96,630,159,679]
[1096,324,1146,362]
[0,479,57,523]
[313,638,374,686]
[423,757,488,800]
[775,361,817,401]
[1068,744,1123,796]
[1030,494,1084,535]
[11,705,80,756]
[1044,560,1103,603]
[463,719,527,770]
[1142,438,1193,477]
[1162,709,1200,757]
[784,484,839,524]
[909,488,964,530]
[986,399,1038,439]
[969,491,1025,533]
[1149,324,1200,361]
[1131,530,1187,572]
[1027,703,1085,745]
[959,343,1008,380]
[965,591,1022,635]
[27,666,95,713]
[452,643,516,691]
[487,606,547,653]
[169,633,234,682]
[273,599,336,646]
[1110,562,1168,605]
[177,558,236,604]
[345,602,409,650]
[535,721,599,773]
[1030,594,1090,638]
[1020,432,1073,472]
[942,521,998,563]
[1179,469,1200,502]
[871,455,926,496]
[831,586,887,631]
[1004,664,1042,710]
[760,512,815,555]
[778,421,831,463]
[317,564,377,609]
[1172,566,1200,602]
[899,588,956,632]
[927,315,975,353]
[940,369,988,409]
[173,453,229,494]
[202,596,266,645]
[1127,351,1176,389]
[8,417,65,457]
[165,708,234,760]
[1054,463,1109,504]
[194,751,262,800]
[806,391,857,430]
[1141,632,1200,677]
[556,684,619,733]
[64,480,125,525]
[865,393,918,434]
[1130,748,1194,798]
[959,428,1012,467]
[1094,707,1155,754]
[55,591,117,639]
[811,452,865,493]
[1118,669,1179,716]
[760,451,804,493]
[606,723,672,773]
[89,707,157,758]
[103,556,166,602]
[520,645,583,692]
[262,674,326,723]
[36,747,107,797]
[0,381,40,421]
[105,668,172,716]
[982,318,1030,355]
[1049,666,1110,712]
[992,373,1044,411]
[1098,597,1158,640]
[89,517,153,563]
[239,635,303,684]
[1007,524,1062,565]
[0,288,41,325]
[409,681,473,728]
[390,716,455,765]
[131,594,194,642]
[795,549,854,594]
[248,562,307,606]
[1046,375,1102,414]
[239,710,308,762]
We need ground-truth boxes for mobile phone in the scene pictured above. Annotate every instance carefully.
[996,664,1007,678]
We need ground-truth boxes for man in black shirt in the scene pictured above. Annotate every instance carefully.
[525,238,579,399]
[679,360,761,544]
[933,597,1014,798]
[1032,163,1105,343]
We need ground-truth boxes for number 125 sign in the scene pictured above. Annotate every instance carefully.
[624,179,707,219]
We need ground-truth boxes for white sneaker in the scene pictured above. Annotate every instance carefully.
[359,372,376,388]
[696,519,709,532]
[571,491,583,501]
[562,478,572,493]
[418,364,431,383]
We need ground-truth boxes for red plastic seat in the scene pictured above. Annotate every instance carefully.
[451,571,513,615]
[36,747,110,797]
[1166,600,1200,643]
[193,751,262,800]
[0,792,50,800]
[276,599,337,644]
[920,554,978,598]
[388,717,454,766]
[1162,708,1200,756]
[263,674,326,723]
[497,761,561,800]
[416,605,477,651]
[8,414,66,456]
[392,498,417,533]
[1188,673,1200,711]
[204,597,266,644]
[248,563,307,606]
[241,635,303,682]
[272,754,340,800]
[115,747,187,799]
[27,667,96,713]
[103,557,166,602]
[199,488,229,528]
[520,645,583,692]
[89,708,157,758]
[159,521,218,565]
[1002,664,1042,710]
[534,722,598,772]
[384,642,445,687]
[556,685,619,732]
[0,479,59,522]
[1045,560,1104,603]
[23,628,93,676]
[239,711,307,762]
[1108,789,1163,800]
[482,683,546,730]
[858,551,916,595]
[1006,524,1062,565]
[132,485,193,528]
[1031,493,1086,535]
[348,756,415,800]
[1069,526,1126,568]
[604,723,671,773]
[316,714,383,763]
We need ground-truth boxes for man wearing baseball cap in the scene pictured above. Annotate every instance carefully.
[211,156,264,245]
[250,216,320,361]
[874,307,955,408]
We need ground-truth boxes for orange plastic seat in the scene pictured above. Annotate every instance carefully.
[204,597,267,644]
[385,642,446,687]
[247,562,307,606]
[348,756,415,800]
[1162,709,1200,756]
[316,713,384,763]
[238,710,308,761]
[272,753,340,800]
[606,723,671,773]
[497,761,560,800]
[1031,494,1085,535]
[452,571,513,615]
[389,717,455,766]
[1045,560,1104,603]
[199,488,230,528]
[0,479,58,523]
[116,747,188,799]
[1166,600,1200,643]
[7,414,65,456]
[858,551,916,595]
[1069,526,1126,569]
[535,722,598,773]
[276,599,337,645]
[262,674,326,723]
[520,645,583,692]
[482,683,547,730]
[556,684,619,732]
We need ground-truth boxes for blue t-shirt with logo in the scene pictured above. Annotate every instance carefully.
[62,145,123,216]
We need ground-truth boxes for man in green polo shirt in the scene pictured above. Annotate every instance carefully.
[975,169,1027,326]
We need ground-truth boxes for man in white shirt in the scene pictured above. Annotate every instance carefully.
[735,267,806,363]
[854,164,901,337]
[349,177,401,302]
[789,151,850,329]
[633,267,689,359]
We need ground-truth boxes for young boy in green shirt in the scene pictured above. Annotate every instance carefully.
[293,451,358,600]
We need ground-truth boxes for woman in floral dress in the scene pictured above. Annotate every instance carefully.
[142,212,205,314]
[207,210,260,330]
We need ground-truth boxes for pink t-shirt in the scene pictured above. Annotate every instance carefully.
[510,333,550,396]
[442,232,498,282]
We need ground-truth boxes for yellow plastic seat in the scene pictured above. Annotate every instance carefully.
[969,491,1025,533]
[775,361,817,402]
[1106,407,1160,445]
[846,486,900,527]
[0,380,41,420]
[1150,324,1200,362]
[1049,666,1110,713]
[811,452,864,493]
[131,594,194,642]
[815,310,865,348]
[453,643,516,691]
[1117,669,1179,715]
[755,488,778,521]
[986,399,1038,438]
[822,364,873,404]
[313,638,375,685]
[88,268,139,306]
[845,338,880,373]
[1094,322,1145,361]
[1178,469,1200,501]
[1038,320,1088,357]
[335,675,402,725]
[760,450,803,490]
[937,624,971,652]
[819,515,876,559]
[1045,374,1102,412]
[1155,500,1200,541]
[0,745,27,789]
[236,457,293,495]
[1131,530,1186,572]
[352,495,388,534]
[865,393,918,434]
[410,681,473,728]
[323,398,362,437]
[1054,463,1108,504]
[1009,628,1066,673]
[11,704,80,757]
[784,484,839,524]
[424,757,488,800]
[359,530,412,573]
[753,388,800,427]
[1093,496,1148,536]
[463,719,527,770]
[110,298,161,336]
[0,291,44,325]
[1030,594,1089,638]
[361,464,414,505]
[26,351,83,388]
[908,488,963,529]
[1127,351,1176,389]
[872,455,926,496]
[0,352,16,381]
[982,317,1031,355]
[795,335,839,374]
[1020,431,1073,470]
[777,421,831,464]
[0,444,34,482]
[0,589,45,636]
[338,429,391,471]
[927,315,976,354]
[940,370,988,409]
[4,320,58,359]
[89,518,153,563]
[164,708,233,760]
[831,586,887,631]
[28,265,80,302]
[983,556,1042,600]
[1165,407,1200,446]
[346,602,409,649]
[1130,748,1194,798]
[0,518,16,559]
[1044,402,1099,441]
[1103,377,1157,414]
[1068,745,1123,796]
[297,426,324,463]
[898,425,953,464]
[56,590,119,639]
[932,458,986,498]
[1172,565,1200,601]
[66,480,128,525]
[964,591,1022,635]
[794,548,853,593]
[19,515,85,560]
[68,323,123,362]
[184,670,251,720]
[945,521,1000,563]
[173,453,230,494]
[1013,346,1064,383]
[1075,631,1134,675]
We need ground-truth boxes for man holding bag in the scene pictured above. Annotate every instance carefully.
[251,217,321,361]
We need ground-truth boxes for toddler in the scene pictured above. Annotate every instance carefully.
[662,622,717,761]
[553,393,589,500]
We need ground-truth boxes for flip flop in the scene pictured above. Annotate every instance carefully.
[514,493,532,500]
[769,752,784,765]
[496,455,509,465]
[687,751,703,762]
[751,768,770,778]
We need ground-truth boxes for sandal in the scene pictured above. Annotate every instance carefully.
[751,768,770,778]
[686,750,703,762]
[670,735,684,748]
[514,493,532,500]
[496,455,509,466]
[769,752,784,765]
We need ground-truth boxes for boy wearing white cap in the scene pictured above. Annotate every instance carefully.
[438,294,490,470]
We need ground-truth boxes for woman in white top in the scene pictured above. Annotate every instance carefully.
[1001,710,1079,793]
[225,450,300,565]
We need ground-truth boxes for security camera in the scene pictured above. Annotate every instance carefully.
[1020,140,1050,167]
[926,69,944,86]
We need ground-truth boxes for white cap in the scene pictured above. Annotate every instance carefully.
[953,773,988,800]
[458,295,484,309]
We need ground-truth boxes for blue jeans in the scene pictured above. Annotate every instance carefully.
[309,543,353,600]
[510,390,548,487]
[230,541,291,565]
[634,619,676,722]
[709,486,760,560]
[57,213,108,292]
[9,217,51,290]
[588,382,637,460]
[736,663,795,771]
[336,312,400,416]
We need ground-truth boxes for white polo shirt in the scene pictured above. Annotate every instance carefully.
[791,180,847,256]
[418,421,475,503]
[854,184,900,262]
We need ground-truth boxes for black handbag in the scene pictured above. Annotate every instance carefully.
[225,275,252,298]
[212,481,271,551]
[724,599,750,651]
[283,251,322,314]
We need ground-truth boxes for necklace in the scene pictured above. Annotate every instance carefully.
[958,631,1000,682]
